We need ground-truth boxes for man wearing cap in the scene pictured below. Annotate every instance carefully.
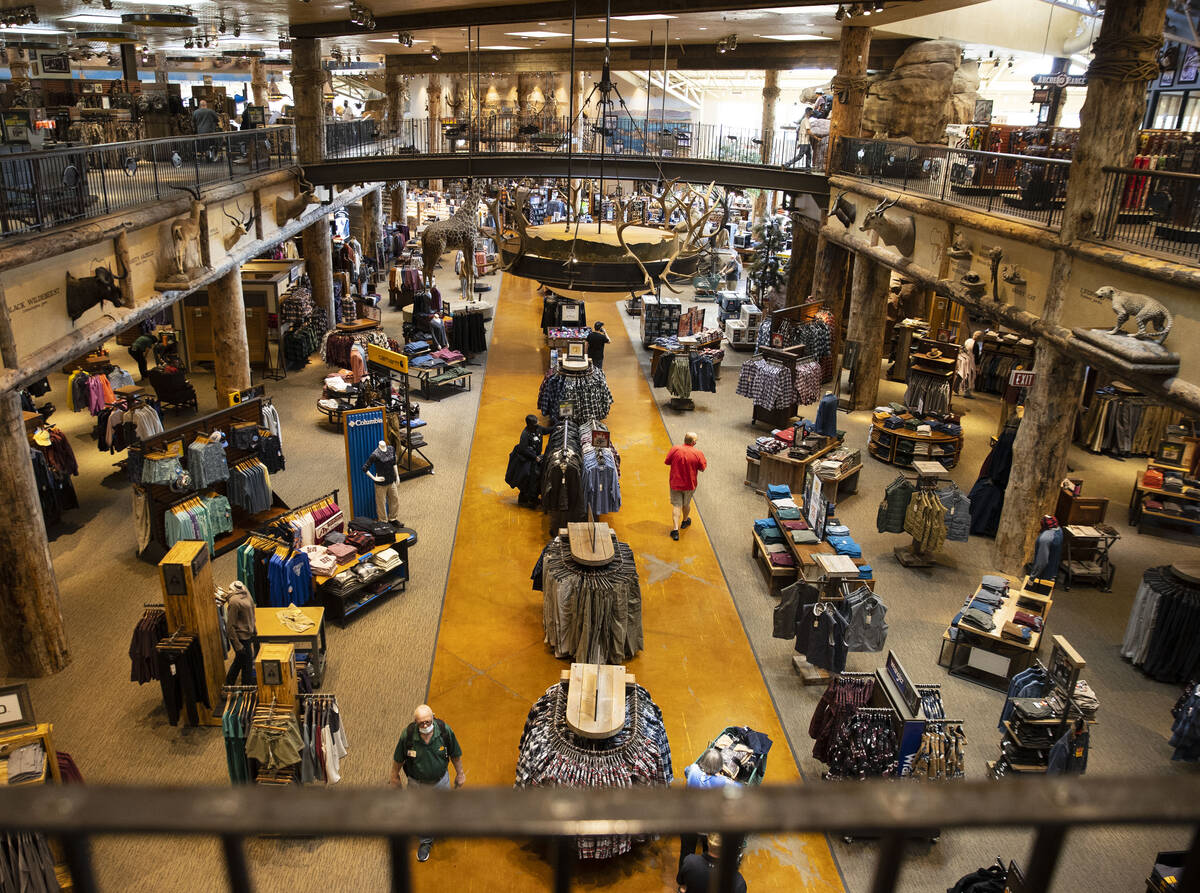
[586,321,611,369]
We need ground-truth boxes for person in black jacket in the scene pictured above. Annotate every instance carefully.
[506,415,550,507]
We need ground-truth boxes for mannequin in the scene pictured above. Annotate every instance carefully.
[362,438,402,523]
[455,249,469,299]
[1029,514,1064,582]
[956,331,980,397]
[1047,717,1089,775]
[425,277,449,349]
[814,389,838,438]
[223,581,258,685]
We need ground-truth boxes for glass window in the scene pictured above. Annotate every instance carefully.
[1181,94,1200,132]
[1153,93,1184,129]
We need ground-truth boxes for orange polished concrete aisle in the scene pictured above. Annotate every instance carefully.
[420,273,844,891]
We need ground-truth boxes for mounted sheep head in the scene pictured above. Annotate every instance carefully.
[860,196,916,258]
[222,201,259,252]
[275,173,320,227]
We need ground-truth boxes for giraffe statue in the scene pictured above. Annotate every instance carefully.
[420,182,485,293]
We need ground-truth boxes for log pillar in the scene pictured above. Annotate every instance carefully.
[827,26,872,172]
[1060,0,1169,243]
[845,251,890,410]
[760,69,780,165]
[209,268,252,399]
[0,289,70,676]
[390,182,408,224]
[363,186,383,259]
[303,216,336,325]
[292,38,326,165]
[385,60,403,133]
[785,214,818,306]
[155,53,169,87]
[250,58,268,109]
[427,73,443,187]
[813,234,850,328]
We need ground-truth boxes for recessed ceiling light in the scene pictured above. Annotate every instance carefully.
[576,36,634,43]
[60,13,123,24]
[760,34,834,40]
[0,25,64,34]
[506,30,569,38]
[698,26,707,30]
[538,21,547,25]
[481,45,528,50]
[613,13,676,20]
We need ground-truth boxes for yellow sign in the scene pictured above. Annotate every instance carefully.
[367,343,409,374]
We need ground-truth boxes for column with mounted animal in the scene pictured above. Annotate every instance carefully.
[0,289,71,676]
[208,269,252,400]
[785,212,818,306]
[844,251,890,410]
[994,0,1169,573]
[826,25,872,170]
[292,37,336,326]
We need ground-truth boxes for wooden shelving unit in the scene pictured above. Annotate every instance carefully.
[868,419,963,468]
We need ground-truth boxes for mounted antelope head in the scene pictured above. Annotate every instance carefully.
[222,201,259,252]
[167,185,205,278]
[860,196,916,258]
[832,190,856,227]
[275,172,320,227]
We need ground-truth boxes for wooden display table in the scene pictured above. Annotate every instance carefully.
[336,318,380,333]
[254,606,327,687]
[1129,470,1200,537]
[939,575,1053,691]
[868,418,963,468]
[753,439,839,495]
[314,533,414,627]
[408,359,471,400]
[751,527,797,594]
[810,461,863,504]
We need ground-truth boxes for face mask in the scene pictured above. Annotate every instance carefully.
[418,722,434,734]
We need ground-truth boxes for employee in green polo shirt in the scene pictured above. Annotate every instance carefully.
[390,703,465,863]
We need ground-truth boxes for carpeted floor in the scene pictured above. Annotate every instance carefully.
[3,261,1198,892]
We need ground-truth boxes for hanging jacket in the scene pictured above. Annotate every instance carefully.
[936,486,972,543]
[877,476,915,534]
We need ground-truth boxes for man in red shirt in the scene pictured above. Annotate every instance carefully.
[665,432,707,541]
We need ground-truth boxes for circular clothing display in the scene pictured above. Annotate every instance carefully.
[515,681,673,859]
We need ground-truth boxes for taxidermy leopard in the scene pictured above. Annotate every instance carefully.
[1099,286,1173,344]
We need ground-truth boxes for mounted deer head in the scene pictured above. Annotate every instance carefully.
[860,196,915,258]
[832,190,856,227]
[222,201,259,252]
[275,172,320,227]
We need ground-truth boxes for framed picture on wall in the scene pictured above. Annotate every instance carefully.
[1181,46,1200,85]
[1161,42,1180,86]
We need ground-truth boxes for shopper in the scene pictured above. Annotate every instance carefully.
[679,749,738,869]
[192,98,220,134]
[677,833,746,893]
[506,414,550,508]
[128,332,156,379]
[665,432,707,541]
[222,581,258,686]
[586,321,611,369]
[786,107,813,169]
[390,704,465,863]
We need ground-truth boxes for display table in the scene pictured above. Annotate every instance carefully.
[1128,470,1200,537]
[750,527,797,594]
[939,576,1052,691]
[314,531,415,626]
[752,439,839,495]
[868,419,963,468]
[336,318,381,333]
[810,462,862,505]
[408,359,471,399]
[254,606,327,687]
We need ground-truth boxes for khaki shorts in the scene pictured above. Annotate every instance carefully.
[670,489,695,511]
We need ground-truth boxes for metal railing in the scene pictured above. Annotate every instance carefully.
[3,776,1200,892]
[324,114,818,172]
[1096,165,1200,263]
[0,125,293,238]
[835,136,1070,230]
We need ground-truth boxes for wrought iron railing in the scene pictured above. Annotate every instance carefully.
[324,114,817,172]
[2,776,1200,892]
[0,125,293,238]
[1095,165,1200,263]
[326,118,377,157]
[835,136,1071,229]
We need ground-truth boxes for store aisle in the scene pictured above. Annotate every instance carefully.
[423,274,844,891]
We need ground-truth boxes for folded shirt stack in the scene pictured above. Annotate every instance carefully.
[324,374,354,393]
[299,545,339,576]
[373,547,403,571]
[765,484,793,500]
[769,552,795,567]
[779,519,809,530]
[791,529,819,544]
[403,341,431,355]
[826,535,861,557]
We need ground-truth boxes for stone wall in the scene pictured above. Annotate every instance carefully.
[862,39,978,143]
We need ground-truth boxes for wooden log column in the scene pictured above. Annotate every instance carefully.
[845,251,890,410]
[753,70,781,221]
[813,234,850,328]
[390,182,408,225]
[1060,0,1169,243]
[827,26,872,171]
[363,186,383,258]
[209,268,252,399]
[250,58,268,109]
[292,38,326,166]
[303,218,336,325]
[385,61,403,133]
[0,291,70,676]
[785,213,818,306]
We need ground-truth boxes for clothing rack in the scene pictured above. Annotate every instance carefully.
[158,539,225,728]
[895,461,951,568]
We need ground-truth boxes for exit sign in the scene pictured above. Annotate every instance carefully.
[1010,369,1036,388]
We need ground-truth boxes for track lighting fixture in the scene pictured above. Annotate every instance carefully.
[348,1,375,30]
[835,4,846,20]
[233,22,240,37]
[397,31,414,48]
[716,32,737,54]
[429,45,441,62]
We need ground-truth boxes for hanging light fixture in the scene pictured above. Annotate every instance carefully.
[429,45,441,62]
[267,73,282,101]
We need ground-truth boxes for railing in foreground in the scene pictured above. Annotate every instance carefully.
[325,114,820,173]
[0,126,293,238]
[1096,165,1200,263]
[3,775,1200,892]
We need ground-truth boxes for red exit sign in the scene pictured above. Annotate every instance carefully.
[1009,369,1036,388]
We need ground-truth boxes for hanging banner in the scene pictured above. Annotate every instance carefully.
[343,406,387,520]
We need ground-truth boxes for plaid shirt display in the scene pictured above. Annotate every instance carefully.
[515,681,673,860]
[537,367,613,424]
[736,358,793,410]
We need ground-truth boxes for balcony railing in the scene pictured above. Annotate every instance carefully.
[1096,165,1200,263]
[2,776,1199,892]
[325,114,817,172]
[0,125,293,238]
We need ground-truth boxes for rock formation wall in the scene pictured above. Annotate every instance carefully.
[862,39,979,142]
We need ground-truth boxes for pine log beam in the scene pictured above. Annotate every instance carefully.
[821,225,1200,415]
[845,252,890,410]
[209,269,252,399]
[812,234,850,327]
[785,215,819,306]
[293,38,326,166]
[993,343,1087,574]
[0,390,70,676]
[303,215,336,326]
[0,169,295,276]
[826,26,871,171]
[0,183,376,394]
[363,186,383,257]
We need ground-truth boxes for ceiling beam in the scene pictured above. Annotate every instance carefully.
[290,0,931,39]
[382,39,914,75]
